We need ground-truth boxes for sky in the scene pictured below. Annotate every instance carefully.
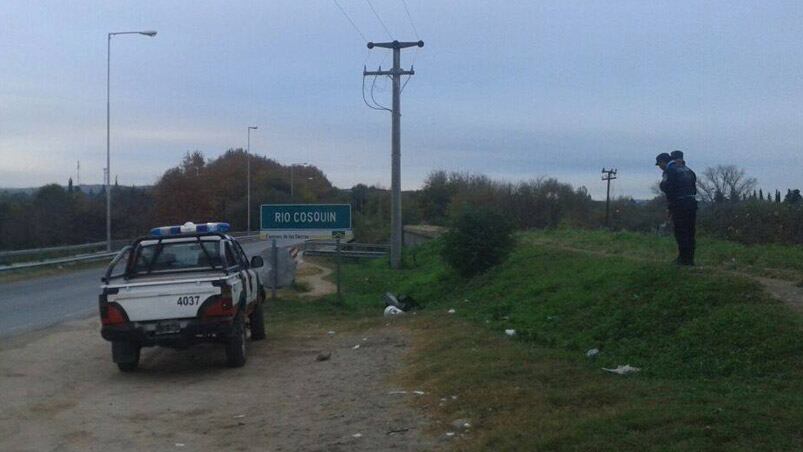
[1,0,801,199]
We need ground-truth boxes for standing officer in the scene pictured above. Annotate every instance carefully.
[656,152,698,265]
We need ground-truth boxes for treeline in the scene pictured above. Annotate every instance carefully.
[2,155,800,250]
[397,169,801,245]
[0,184,153,250]
[0,149,336,250]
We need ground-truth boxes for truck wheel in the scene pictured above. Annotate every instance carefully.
[225,314,247,368]
[112,341,140,372]
[250,299,266,341]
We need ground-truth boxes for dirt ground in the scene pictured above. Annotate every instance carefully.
[0,316,436,451]
[0,257,438,452]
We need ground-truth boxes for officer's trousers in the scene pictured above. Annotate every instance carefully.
[671,206,697,265]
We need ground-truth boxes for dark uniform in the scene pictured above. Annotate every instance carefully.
[659,158,698,265]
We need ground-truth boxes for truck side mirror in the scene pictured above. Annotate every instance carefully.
[250,256,264,268]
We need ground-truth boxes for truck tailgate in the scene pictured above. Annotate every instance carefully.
[108,280,222,322]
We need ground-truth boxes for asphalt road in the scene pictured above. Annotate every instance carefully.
[0,240,273,338]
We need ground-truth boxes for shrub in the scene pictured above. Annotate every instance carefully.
[441,206,514,277]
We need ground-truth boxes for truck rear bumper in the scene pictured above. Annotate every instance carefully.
[101,318,235,348]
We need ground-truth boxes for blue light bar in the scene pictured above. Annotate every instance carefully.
[149,222,230,236]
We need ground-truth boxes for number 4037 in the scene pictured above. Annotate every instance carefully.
[177,296,200,306]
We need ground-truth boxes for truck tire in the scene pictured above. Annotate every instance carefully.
[112,341,141,372]
[225,314,247,368]
[250,298,266,341]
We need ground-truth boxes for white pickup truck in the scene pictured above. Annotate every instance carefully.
[99,222,265,371]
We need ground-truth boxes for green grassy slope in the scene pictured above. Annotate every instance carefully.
[332,230,803,449]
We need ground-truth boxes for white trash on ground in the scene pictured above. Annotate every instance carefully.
[384,306,405,316]
[602,364,640,375]
[586,348,600,358]
[447,308,456,314]
[505,329,516,337]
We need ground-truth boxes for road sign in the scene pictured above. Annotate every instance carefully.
[260,204,352,240]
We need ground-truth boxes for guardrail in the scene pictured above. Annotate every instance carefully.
[0,231,261,273]
[303,240,389,259]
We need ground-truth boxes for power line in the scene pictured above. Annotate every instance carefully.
[400,0,420,39]
[332,0,368,42]
[398,0,420,89]
[366,0,394,40]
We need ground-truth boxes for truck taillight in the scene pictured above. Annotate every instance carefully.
[200,296,235,319]
[100,303,127,326]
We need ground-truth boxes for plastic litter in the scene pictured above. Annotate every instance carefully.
[412,390,425,395]
[384,292,419,311]
[352,344,360,350]
[586,348,600,358]
[505,329,516,336]
[448,309,456,314]
[384,305,405,316]
[602,364,640,375]
[352,433,362,438]
[327,330,336,335]
[451,419,471,430]
[445,432,455,437]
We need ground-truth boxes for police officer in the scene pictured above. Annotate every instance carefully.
[656,151,698,265]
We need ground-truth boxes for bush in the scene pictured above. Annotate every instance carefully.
[698,201,803,245]
[441,206,514,277]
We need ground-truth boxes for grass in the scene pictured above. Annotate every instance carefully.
[328,230,803,450]
[524,228,803,281]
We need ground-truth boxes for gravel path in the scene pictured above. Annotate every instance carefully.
[0,315,435,451]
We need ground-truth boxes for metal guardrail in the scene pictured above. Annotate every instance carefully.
[0,251,119,272]
[0,231,261,273]
[0,241,108,258]
[303,240,389,259]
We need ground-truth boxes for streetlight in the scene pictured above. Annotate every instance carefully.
[247,126,258,232]
[289,162,308,202]
[106,30,157,251]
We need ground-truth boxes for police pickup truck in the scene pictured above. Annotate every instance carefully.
[99,222,265,371]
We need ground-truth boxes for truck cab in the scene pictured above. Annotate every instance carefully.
[99,222,265,371]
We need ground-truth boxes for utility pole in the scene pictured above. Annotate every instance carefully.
[601,168,617,228]
[363,39,424,269]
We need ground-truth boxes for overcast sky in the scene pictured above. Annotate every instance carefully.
[1,0,801,199]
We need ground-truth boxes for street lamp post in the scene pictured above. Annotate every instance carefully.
[106,30,157,252]
[290,162,308,202]
[247,126,258,233]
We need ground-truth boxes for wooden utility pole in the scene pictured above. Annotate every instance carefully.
[601,168,617,227]
[363,40,424,269]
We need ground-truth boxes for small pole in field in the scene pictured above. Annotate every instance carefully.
[335,237,342,303]
[271,238,278,300]
[601,168,618,228]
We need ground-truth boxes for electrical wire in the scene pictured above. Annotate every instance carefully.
[332,0,368,42]
[362,74,390,111]
[398,0,420,92]
[366,0,394,40]
[400,0,420,39]
[370,75,391,111]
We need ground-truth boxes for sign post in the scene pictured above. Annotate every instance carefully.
[260,204,352,241]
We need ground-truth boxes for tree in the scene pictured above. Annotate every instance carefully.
[784,189,802,204]
[697,165,757,203]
